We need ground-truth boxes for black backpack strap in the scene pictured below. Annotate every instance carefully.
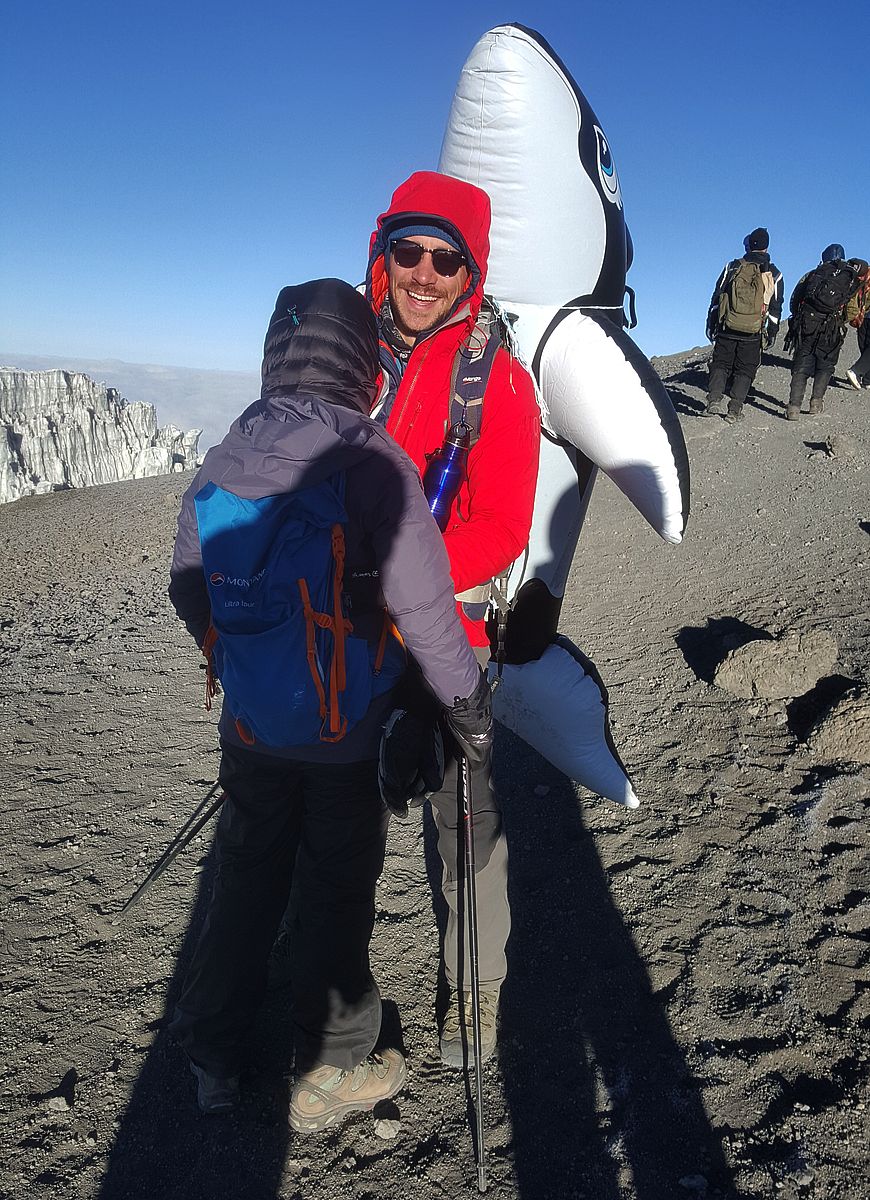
[449,311,502,445]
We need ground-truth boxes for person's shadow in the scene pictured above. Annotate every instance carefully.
[95,844,297,1200]
[488,729,734,1198]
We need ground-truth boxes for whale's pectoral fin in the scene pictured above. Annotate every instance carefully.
[487,636,639,809]
[536,309,690,544]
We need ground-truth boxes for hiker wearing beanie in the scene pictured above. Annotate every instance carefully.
[167,278,492,1129]
[365,171,540,1068]
[843,259,870,390]
[704,227,784,423]
[784,245,860,418]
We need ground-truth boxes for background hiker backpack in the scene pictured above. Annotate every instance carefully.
[802,260,857,316]
[193,473,404,748]
[719,259,775,334]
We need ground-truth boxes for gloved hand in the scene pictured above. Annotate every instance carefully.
[378,708,445,818]
[705,323,716,344]
[445,669,493,768]
[764,324,778,349]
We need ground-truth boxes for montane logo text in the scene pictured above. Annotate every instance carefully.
[210,567,266,588]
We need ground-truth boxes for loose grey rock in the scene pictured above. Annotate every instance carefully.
[713,629,838,699]
[678,1174,708,1192]
[822,433,857,460]
[373,1117,401,1139]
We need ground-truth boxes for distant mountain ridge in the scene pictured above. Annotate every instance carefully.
[0,368,202,504]
[0,353,260,452]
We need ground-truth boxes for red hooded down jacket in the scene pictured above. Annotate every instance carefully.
[366,171,540,647]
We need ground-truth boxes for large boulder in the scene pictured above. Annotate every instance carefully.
[713,629,838,700]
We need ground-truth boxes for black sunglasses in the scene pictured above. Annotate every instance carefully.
[389,239,467,277]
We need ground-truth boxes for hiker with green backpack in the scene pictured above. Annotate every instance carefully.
[167,277,493,1129]
[784,245,861,418]
[704,227,784,423]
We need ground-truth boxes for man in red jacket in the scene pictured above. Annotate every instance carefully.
[366,172,540,1066]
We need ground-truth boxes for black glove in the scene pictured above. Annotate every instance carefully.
[445,669,493,768]
[378,708,445,818]
[764,324,778,349]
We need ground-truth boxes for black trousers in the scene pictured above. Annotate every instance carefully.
[790,337,843,408]
[707,334,762,412]
[171,743,389,1076]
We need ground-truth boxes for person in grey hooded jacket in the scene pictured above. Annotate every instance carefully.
[167,278,490,1131]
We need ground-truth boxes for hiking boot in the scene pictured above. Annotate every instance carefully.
[786,406,801,421]
[704,398,727,417]
[189,1061,239,1115]
[808,400,823,414]
[288,1050,407,1133]
[846,369,862,390]
[439,987,499,1068]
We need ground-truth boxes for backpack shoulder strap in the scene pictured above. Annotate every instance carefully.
[449,301,503,445]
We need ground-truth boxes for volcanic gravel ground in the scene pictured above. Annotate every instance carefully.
[0,344,867,1200]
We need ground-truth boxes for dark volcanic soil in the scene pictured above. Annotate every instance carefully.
[1,342,868,1200]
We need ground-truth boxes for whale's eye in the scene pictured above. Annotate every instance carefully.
[594,126,622,208]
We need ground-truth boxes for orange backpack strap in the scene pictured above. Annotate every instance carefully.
[297,524,354,743]
[201,624,219,711]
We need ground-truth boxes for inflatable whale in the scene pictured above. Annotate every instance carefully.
[439,24,690,808]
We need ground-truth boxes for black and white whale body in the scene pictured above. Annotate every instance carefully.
[439,24,691,808]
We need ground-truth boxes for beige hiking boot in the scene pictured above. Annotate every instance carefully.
[288,1049,407,1132]
[439,986,499,1068]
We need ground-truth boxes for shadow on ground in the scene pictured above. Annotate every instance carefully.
[491,731,734,1199]
[96,852,296,1200]
[786,673,860,741]
[97,729,734,1200]
[676,616,773,684]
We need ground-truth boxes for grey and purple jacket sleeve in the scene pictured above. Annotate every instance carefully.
[168,470,211,649]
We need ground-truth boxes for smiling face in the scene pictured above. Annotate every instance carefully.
[386,235,470,344]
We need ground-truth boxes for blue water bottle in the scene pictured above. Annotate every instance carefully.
[422,421,471,531]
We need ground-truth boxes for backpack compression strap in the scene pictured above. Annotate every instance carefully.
[297,524,354,743]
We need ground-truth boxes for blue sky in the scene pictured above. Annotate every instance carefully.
[3,1,867,372]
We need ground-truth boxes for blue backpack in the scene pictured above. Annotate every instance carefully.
[193,473,404,748]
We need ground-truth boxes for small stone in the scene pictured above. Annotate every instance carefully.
[678,1175,708,1192]
[533,784,550,797]
[373,1117,401,1139]
[795,1171,815,1188]
[47,1095,70,1112]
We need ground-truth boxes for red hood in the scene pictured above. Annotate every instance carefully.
[365,171,491,326]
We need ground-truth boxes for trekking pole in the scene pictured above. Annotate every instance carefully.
[113,783,226,924]
[460,753,487,1194]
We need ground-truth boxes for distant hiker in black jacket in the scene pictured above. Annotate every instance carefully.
[168,278,491,1131]
[704,227,784,423]
[785,245,860,418]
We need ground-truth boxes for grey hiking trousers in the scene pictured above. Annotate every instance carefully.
[429,738,511,990]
